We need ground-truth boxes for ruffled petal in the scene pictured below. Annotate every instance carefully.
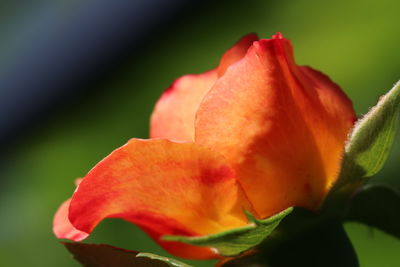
[67,139,249,259]
[195,33,356,218]
[150,34,258,142]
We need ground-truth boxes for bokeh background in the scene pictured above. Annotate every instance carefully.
[0,0,399,266]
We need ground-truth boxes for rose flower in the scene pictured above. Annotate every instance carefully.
[53,33,356,260]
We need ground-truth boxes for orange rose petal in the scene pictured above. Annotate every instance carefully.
[217,33,259,76]
[195,33,356,219]
[68,139,249,259]
[150,70,218,141]
[53,198,89,241]
[150,34,258,142]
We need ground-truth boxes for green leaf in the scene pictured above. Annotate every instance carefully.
[63,242,190,267]
[220,220,359,267]
[163,207,292,257]
[346,184,400,238]
[339,81,400,185]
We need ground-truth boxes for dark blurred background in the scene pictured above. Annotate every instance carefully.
[0,0,399,266]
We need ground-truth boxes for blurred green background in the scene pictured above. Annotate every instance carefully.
[0,0,399,266]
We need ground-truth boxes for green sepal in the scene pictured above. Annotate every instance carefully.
[323,81,400,215]
[162,207,292,257]
[345,184,400,238]
[338,81,400,186]
[220,220,359,267]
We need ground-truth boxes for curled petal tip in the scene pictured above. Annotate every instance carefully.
[53,198,89,241]
[217,33,259,76]
[273,32,284,39]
